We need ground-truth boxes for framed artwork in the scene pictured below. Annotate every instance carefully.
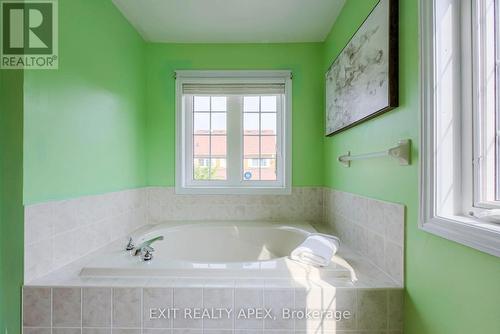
[325,0,398,136]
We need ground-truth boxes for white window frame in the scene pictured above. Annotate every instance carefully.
[472,0,499,210]
[420,0,500,257]
[175,70,292,195]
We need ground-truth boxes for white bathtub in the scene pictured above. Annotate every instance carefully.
[80,221,350,279]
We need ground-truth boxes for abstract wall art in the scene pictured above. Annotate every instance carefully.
[325,0,398,136]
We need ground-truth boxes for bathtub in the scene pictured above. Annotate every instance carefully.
[80,221,350,279]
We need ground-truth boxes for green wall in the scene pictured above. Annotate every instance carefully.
[323,0,500,333]
[8,0,148,332]
[145,43,324,186]
[23,0,148,205]
[0,69,24,334]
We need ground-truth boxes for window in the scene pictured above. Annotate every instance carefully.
[191,96,228,181]
[473,0,500,210]
[176,71,292,194]
[420,0,500,257]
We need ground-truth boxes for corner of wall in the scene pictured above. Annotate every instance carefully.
[0,68,25,334]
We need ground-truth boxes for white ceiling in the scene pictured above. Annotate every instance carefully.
[112,0,346,43]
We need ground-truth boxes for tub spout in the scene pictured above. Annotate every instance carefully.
[133,235,164,256]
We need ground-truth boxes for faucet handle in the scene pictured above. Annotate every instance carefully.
[125,237,135,251]
[141,245,155,261]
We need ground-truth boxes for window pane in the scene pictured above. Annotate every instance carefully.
[242,95,279,182]
[261,136,276,157]
[211,97,226,111]
[194,113,210,134]
[244,136,259,157]
[261,96,277,112]
[211,158,227,180]
[211,113,226,134]
[193,158,211,180]
[193,135,210,156]
[244,113,259,134]
[192,96,229,181]
[189,92,283,186]
[244,96,259,112]
[260,159,277,180]
[194,96,210,111]
[211,135,226,157]
[243,159,259,180]
[261,113,276,135]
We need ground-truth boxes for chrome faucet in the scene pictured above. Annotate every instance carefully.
[126,235,164,261]
[125,237,135,251]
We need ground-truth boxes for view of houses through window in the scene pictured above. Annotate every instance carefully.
[243,95,277,181]
[192,95,278,182]
[193,96,227,180]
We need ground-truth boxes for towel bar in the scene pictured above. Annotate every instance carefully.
[338,139,411,167]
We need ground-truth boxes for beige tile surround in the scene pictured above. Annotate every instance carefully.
[24,189,149,283]
[22,286,404,334]
[323,189,405,285]
[148,187,324,223]
[23,187,405,332]
[24,187,405,286]
[24,187,324,283]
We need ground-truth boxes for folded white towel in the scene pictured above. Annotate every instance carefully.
[290,234,340,267]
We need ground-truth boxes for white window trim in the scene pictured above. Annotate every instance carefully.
[472,0,499,210]
[419,0,500,257]
[175,70,292,195]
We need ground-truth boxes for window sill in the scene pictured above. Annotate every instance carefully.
[175,185,292,195]
[419,214,500,257]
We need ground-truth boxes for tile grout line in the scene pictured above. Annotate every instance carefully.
[80,288,83,333]
[111,288,114,334]
[261,287,264,332]
[232,287,235,332]
[141,287,144,334]
[171,287,174,330]
[201,287,204,332]
[50,288,53,334]
[355,289,359,331]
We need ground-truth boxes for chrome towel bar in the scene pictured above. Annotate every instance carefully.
[338,139,411,167]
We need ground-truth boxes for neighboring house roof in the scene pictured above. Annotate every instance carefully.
[193,130,276,158]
